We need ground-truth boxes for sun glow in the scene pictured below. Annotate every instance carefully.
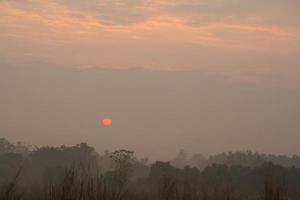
[102,118,113,126]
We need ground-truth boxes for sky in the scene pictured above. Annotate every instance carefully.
[0,0,300,160]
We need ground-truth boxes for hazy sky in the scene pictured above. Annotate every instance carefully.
[0,0,300,159]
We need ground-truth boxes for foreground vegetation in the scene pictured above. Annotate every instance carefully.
[1,138,300,200]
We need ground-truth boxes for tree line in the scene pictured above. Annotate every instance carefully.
[1,138,300,200]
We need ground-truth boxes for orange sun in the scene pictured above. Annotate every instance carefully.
[102,118,113,126]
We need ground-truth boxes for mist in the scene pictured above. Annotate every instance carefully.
[1,63,299,160]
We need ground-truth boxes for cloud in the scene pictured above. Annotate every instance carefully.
[0,0,299,83]
[63,0,300,27]
[3,0,300,26]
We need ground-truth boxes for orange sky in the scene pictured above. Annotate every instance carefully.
[1,0,300,83]
[1,0,300,158]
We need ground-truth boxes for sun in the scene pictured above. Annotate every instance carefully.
[102,118,113,126]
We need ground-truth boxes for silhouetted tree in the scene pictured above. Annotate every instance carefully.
[171,149,188,169]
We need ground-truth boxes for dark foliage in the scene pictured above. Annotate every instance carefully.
[1,138,300,200]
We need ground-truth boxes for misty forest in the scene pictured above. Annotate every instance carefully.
[1,138,300,200]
